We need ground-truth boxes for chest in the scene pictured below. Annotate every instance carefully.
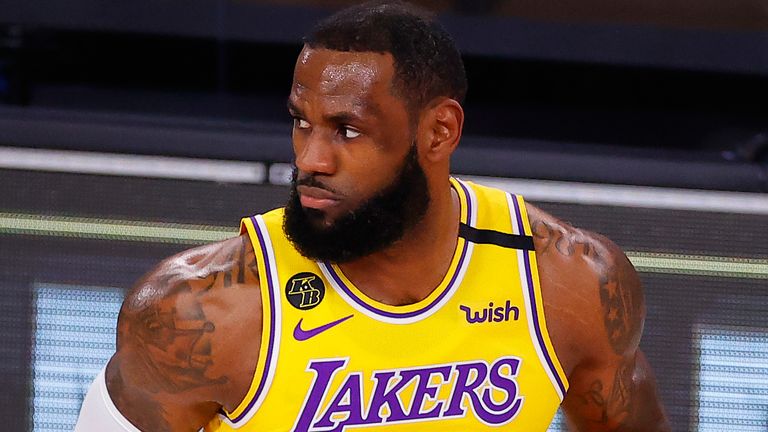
[229,241,565,431]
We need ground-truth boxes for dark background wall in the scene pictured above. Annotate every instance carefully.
[1,0,767,191]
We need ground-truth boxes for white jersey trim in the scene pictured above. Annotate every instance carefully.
[221,215,283,428]
[506,193,566,401]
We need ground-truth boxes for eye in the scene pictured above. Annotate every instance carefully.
[340,126,361,139]
[294,118,311,129]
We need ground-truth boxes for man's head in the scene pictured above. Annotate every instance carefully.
[305,0,467,121]
[284,1,466,263]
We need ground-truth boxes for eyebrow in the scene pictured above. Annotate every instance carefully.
[287,98,370,126]
[325,112,364,125]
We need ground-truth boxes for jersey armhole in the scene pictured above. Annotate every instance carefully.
[508,194,570,399]
[222,216,281,426]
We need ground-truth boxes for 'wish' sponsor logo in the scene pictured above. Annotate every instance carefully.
[460,300,520,324]
[292,357,524,431]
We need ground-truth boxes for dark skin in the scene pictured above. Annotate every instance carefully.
[105,47,671,431]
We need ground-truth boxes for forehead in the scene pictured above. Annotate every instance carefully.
[290,47,398,112]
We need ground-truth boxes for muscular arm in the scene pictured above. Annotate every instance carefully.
[105,235,262,431]
[560,254,669,431]
[529,207,670,431]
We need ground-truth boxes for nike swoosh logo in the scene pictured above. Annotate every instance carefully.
[293,314,354,341]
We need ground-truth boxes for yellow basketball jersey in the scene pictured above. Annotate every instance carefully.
[205,178,568,431]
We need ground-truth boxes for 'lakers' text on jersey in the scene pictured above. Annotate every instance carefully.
[206,178,568,431]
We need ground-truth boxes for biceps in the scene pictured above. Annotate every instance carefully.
[106,352,221,431]
[561,350,669,432]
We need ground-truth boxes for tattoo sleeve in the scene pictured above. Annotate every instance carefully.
[108,236,260,431]
[569,358,635,429]
[531,219,604,263]
[599,258,644,356]
[560,237,669,431]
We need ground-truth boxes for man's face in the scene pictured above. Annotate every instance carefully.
[283,47,430,262]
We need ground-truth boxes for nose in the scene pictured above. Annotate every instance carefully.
[294,128,337,176]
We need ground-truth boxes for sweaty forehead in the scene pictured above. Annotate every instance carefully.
[292,48,396,103]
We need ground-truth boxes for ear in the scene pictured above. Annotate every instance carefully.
[419,98,464,163]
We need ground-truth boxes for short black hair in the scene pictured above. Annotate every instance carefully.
[304,1,467,115]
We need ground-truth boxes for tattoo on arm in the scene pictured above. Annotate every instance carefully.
[573,360,635,430]
[111,236,260,430]
[130,281,227,394]
[531,219,603,262]
[599,260,643,355]
[533,217,642,353]
[125,237,258,392]
[199,236,259,291]
[241,236,259,283]
[558,228,663,430]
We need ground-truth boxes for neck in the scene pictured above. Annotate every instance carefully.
[338,179,460,306]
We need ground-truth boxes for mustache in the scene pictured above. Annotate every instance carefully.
[294,171,342,196]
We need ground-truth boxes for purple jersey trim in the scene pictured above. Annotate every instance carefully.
[324,242,469,319]
[322,179,474,320]
[228,216,277,423]
[510,194,567,397]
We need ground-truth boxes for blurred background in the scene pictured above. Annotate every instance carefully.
[0,1,766,431]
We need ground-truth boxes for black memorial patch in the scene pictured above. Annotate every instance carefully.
[285,272,326,310]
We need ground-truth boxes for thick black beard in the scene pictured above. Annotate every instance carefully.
[283,145,430,263]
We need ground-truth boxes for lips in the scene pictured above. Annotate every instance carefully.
[297,185,342,210]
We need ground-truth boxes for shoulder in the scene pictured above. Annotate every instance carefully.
[120,234,260,318]
[526,204,646,370]
[107,234,263,428]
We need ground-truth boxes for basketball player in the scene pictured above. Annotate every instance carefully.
[76,1,671,430]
